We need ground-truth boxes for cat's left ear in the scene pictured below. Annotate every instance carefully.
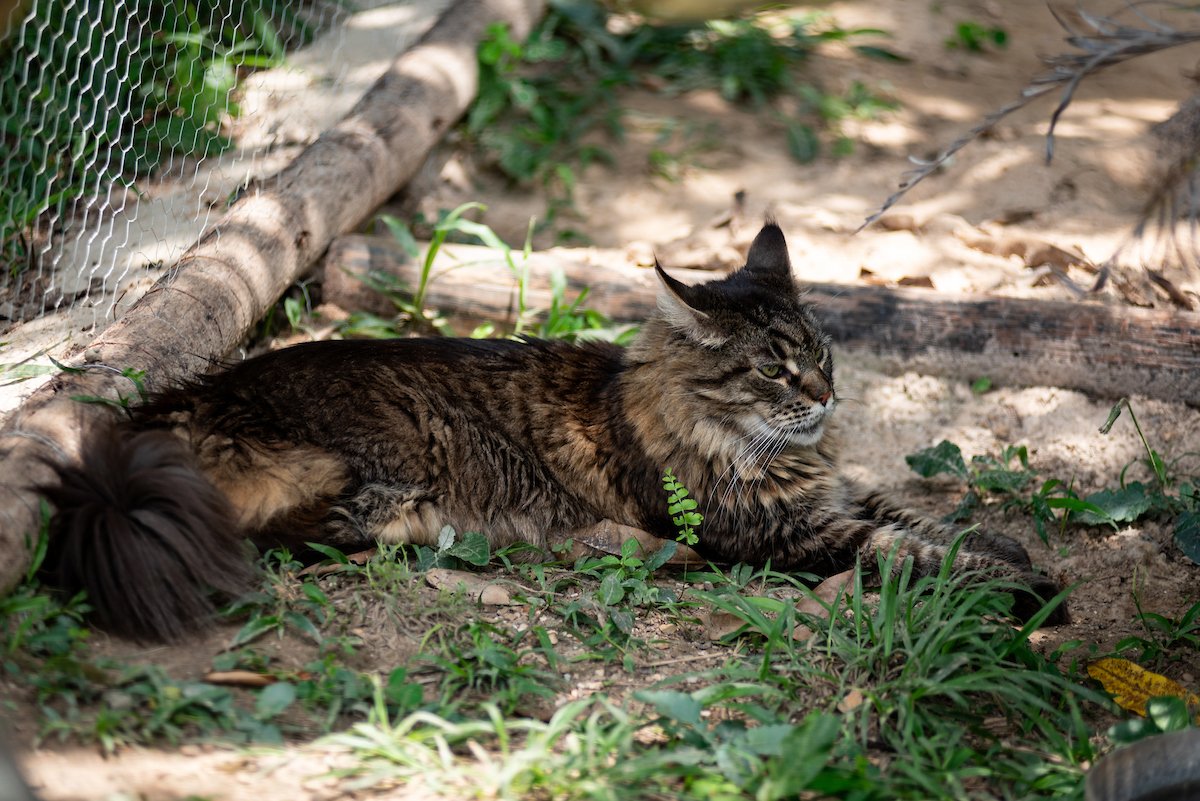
[655,260,729,347]
[742,222,795,285]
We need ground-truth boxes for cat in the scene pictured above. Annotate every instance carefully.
[42,222,1066,641]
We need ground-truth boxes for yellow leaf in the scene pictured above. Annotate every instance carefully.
[1086,657,1200,716]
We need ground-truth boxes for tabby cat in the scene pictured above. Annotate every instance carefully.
[44,223,1065,641]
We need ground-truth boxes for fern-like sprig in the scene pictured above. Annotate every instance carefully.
[662,468,702,546]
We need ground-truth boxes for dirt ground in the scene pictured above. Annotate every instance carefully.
[6,0,1200,798]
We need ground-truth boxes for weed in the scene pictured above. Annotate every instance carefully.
[910,399,1200,552]
[662,467,702,546]
[467,1,899,224]
[570,537,678,643]
[946,20,1008,52]
[340,207,635,343]
[222,548,334,647]
[1107,695,1195,745]
[424,619,556,715]
[414,526,493,572]
[1115,595,1200,665]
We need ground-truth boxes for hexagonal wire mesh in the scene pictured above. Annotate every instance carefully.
[0,1,455,406]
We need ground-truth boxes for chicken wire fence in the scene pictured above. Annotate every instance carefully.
[0,0,447,340]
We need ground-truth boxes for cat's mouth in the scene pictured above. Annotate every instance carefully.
[781,400,835,446]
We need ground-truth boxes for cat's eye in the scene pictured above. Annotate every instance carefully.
[758,363,783,378]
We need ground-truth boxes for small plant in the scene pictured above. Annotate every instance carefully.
[945,20,1008,52]
[414,526,492,572]
[467,2,899,225]
[662,468,702,546]
[222,548,334,647]
[425,619,556,715]
[343,207,633,343]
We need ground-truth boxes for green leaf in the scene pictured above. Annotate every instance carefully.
[283,610,322,643]
[1147,695,1191,733]
[785,121,819,164]
[301,583,330,607]
[597,571,625,606]
[742,723,796,756]
[305,542,349,564]
[446,531,491,566]
[1175,512,1200,564]
[255,681,296,719]
[231,615,280,647]
[1078,483,1154,526]
[973,467,1030,494]
[759,713,840,795]
[644,540,677,572]
[637,689,702,727]
[905,440,968,480]
[852,44,910,62]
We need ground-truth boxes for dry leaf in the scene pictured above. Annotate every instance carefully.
[791,569,855,640]
[298,547,377,577]
[425,568,517,605]
[1087,657,1200,716]
[897,275,934,288]
[955,227,1094,272]
[838,688,865,713]
[703,611,747,641]
[203,670,275,688]
[557,520,705,565]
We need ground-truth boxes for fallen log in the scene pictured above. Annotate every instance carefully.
[0,0,546,595]
[321,234,1200,405]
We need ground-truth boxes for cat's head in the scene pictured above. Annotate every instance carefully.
[636,222,835,448]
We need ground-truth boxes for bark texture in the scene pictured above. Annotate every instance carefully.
[0,0,545,595]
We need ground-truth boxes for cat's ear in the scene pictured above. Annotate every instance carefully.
[654,260,728,347]
[743,222,794,284]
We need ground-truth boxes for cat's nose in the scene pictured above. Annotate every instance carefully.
[817,390,832,406]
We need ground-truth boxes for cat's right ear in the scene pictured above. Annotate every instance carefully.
[655,260,728,347]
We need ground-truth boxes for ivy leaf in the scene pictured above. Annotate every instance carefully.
[905,440,968,480]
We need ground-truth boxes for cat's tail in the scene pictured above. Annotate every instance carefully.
[39,422,254,642]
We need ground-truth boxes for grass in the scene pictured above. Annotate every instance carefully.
[467,0,900,233]
[0,478,1194,797]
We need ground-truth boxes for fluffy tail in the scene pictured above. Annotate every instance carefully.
[40,425,253,642]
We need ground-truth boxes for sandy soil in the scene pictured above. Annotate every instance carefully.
[6,0,1200,797]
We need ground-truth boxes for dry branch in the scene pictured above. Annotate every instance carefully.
[323,234,1200,404]
[864,1,1200,270]
[0,0,546,595]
